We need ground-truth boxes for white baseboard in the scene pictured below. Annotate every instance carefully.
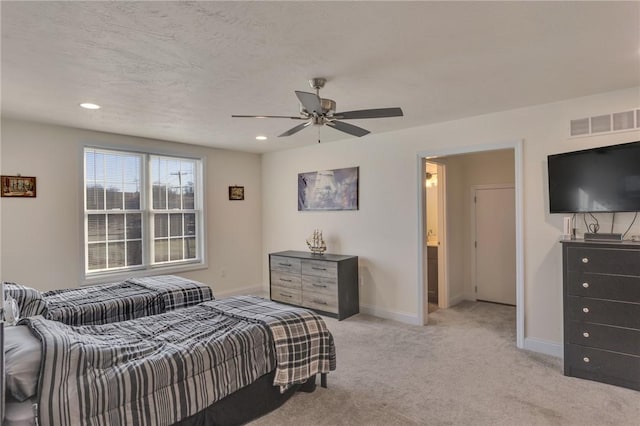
[215,285,267,299]
[523,337,563,358]
[448,293,473,307]
[359,303,421,325]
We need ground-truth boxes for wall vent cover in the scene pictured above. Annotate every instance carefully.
[569,109,640,137]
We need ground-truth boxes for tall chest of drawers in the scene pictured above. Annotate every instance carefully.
[561,240,640,391]
[269,250,359,320]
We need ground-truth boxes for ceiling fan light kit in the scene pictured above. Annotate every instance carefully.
[232,78,403,141]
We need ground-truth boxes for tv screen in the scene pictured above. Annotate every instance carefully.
[548,141,640,213]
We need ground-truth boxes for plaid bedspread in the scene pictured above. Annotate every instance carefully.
[125,275,214,311]
[204,296,336,390]
[43,275,213,326]
[43,281,165,326]
[24,304,275,426]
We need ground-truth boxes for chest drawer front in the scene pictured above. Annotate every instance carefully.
[567,321,640,355]
[302,260,337,279]
[565,344,640,390]
[302,275,338,296]
[302,292,338,314]
[567,296,640,329]
[270,271,302,289]
[271,285,302,306]
[270,256,302,274]
[566,247,640,275]
[567,271,640,302]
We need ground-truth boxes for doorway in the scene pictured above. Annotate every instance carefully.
[417,142,524,349]
[424,161,446,314]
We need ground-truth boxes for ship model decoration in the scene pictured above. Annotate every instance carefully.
[306,229,327,255]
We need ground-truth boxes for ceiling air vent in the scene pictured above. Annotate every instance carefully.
[590,115,611,133]
[569,108,639,137]
[613,111,634,131]
[570,118,590,136]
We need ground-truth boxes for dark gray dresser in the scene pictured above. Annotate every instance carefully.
[561,240,640,391]
[269,250,359,320]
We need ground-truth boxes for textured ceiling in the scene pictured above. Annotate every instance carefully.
[2,1,639,153]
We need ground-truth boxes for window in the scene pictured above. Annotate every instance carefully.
[84,147,203,277]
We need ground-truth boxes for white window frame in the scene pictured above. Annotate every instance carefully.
[82,146,206,285]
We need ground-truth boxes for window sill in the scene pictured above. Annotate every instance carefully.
[82,261,208,287]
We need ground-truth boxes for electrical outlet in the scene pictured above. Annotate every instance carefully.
[220,268,226,278]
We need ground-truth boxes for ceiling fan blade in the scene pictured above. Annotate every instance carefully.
[278,121,312,137]
[295,91,323,114]
[231,114,305,119]
[334,107,404,120]
[325,120,370,137]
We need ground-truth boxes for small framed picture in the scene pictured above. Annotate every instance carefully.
[229,185,244,201]
[1,175,37,198]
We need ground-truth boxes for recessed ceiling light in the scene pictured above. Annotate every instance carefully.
[256,135,267,140]
[80,102,101,110]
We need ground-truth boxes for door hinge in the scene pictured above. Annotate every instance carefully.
[474,241,477,248]
[475,285,477,293]
[474,196,477,203]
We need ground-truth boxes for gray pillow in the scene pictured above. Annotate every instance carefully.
[4,324,42,401]
[3,282,48,318]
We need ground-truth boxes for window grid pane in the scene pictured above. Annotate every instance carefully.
[150,155,199,265]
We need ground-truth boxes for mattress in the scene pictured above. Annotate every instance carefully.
[4,398,36,426]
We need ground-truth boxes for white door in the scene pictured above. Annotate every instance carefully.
[474,186,516,305]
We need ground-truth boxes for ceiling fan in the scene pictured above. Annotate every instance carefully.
[232,78,403,139]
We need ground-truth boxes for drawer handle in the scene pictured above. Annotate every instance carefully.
[581,257,589,263]
[312,267,327,271]
[582,282,589,289]
[280,278,292,283]
[582,332,590,338]
[582,307,589,313]
[278,262,292,267]
[312,283,327,288]
[313,299,328,305]
[279,293,293,298]
[583,357,590,363]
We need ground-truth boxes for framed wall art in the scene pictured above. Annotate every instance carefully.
[298,166,358,211]
[1,175,36,198]
[229,185,245,201]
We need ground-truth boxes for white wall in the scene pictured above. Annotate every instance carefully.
[262,87,640,349]
[1,119,263,295]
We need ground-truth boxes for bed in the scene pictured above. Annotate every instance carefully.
[4,296,335,426]
[4,275,214,326]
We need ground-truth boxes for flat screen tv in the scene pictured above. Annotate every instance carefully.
[548,141,640,213]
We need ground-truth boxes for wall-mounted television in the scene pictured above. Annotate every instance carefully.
[547,141,640,213]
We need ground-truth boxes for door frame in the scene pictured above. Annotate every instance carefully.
[416,139,524,349]
[470,183,516,303]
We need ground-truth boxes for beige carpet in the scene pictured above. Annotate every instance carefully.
[250,301,639,426]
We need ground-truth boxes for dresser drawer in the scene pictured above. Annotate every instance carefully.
[567,321,640,356]
[567,272,640,302]
[302,260,337,279]
[271,285,302,306]
[270,270,302,289]
[566,247,640,275]
[302,275,338,296]
[270,256,302,274]
[302,292,338,314]
[565,344,640,391]
[567,296,640,329]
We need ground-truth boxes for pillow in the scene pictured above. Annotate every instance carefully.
[3,282,48,318]
[4,324,43,401]
[4,295,20,325]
